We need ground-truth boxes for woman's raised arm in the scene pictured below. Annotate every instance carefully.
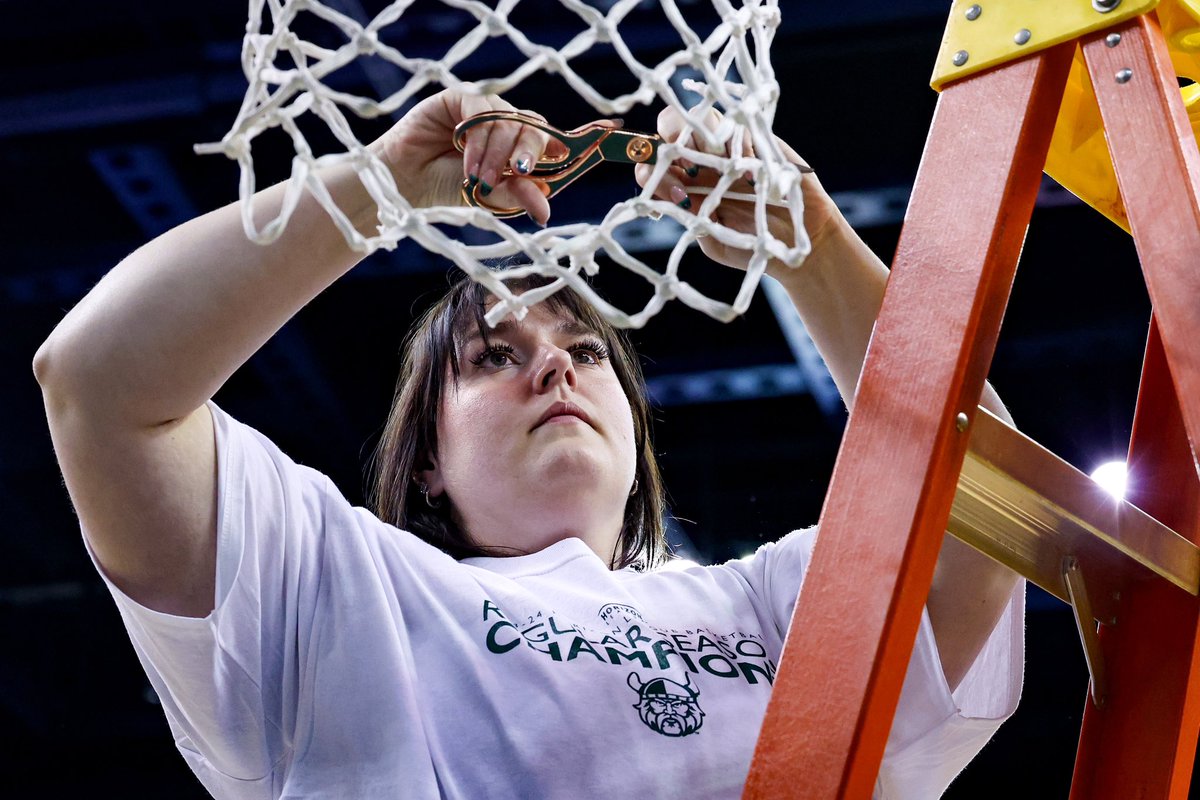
[762,197,1021,692]
[33,90,554,618]
[639,106,1020,691]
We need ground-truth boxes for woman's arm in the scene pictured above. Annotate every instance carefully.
[640,109,1019,691]
[34,90,553,617]
[770,204,1019,692]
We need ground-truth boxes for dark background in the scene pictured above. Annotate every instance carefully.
[0,0,1164,796]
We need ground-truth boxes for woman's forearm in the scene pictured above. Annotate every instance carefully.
[772,212,1015,426]
[776,188,1021,691]
[771,213,888,407]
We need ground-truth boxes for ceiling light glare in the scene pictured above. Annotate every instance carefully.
[1089,460,1128,500]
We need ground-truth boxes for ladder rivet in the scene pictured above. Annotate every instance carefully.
[965,4,982,21]
[955,412,970,432]
[953,50,969,67]
[1014,29,1032,46]
[1116,68,1133,83]
[1105,32,1122,47]
[1093,0,1121,12]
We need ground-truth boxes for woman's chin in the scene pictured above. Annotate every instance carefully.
[529,442,610,480]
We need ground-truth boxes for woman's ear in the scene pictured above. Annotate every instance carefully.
[413,454,445,498]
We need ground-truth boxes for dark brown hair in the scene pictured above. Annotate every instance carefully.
[369,272,666,570]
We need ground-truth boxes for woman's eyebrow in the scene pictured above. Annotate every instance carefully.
[556,318,600,338]
[459,320,512,349]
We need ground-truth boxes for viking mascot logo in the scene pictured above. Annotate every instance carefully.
[627,672,705,737]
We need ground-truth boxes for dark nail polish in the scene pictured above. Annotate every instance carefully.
[467,174,479,191]
[480,180,493,197]
[678,197,692,210]
[515,156,532,175]
[685,165,699,178]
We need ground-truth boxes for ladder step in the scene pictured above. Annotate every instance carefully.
[949,407,1199,624]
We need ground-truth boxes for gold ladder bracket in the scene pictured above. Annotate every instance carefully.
[1063,556,1110,707]
[949,407,1199,625]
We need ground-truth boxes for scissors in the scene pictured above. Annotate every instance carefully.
[452,111,661,218]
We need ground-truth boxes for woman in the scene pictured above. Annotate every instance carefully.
[34,89,1023,798]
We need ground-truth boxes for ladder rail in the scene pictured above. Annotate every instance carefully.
[746,8,1200,799]
[742,42,1077,800]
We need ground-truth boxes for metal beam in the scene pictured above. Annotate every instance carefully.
[89,145,198,237]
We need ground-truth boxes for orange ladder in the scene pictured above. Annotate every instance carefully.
[743,2,1200,797]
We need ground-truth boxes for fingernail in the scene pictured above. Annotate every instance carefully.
[467,173,479,191]
[609,118,625,127]
[480,180,493,197]
[515,153,533,175]
[685,165,699,178]
[670,184,691,210]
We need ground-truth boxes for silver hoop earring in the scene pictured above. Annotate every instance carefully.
[418,482,442,509]
[629,478,639,497]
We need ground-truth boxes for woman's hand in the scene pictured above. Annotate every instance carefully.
[634,107,844,281]
[370,89,570,226]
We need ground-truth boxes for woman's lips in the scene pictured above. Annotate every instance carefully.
[533,401,593,430]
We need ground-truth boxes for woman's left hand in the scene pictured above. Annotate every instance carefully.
[634,107,843,281]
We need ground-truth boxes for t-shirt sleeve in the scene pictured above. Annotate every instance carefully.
[875,583,1023,799]
[735,528,1024,799]
[82,402,330,799]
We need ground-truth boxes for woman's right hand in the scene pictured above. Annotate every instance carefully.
[370,89,567,226]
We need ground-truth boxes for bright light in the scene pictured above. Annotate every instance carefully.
[1090,460,1128,500]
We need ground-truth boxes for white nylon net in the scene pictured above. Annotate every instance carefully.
[197,0,810,328]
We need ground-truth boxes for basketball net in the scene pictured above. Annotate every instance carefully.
[196,0,809,328]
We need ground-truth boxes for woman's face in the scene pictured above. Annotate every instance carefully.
[421,303,638,562]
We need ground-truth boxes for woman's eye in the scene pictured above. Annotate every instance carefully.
[469,344,516,368]
[569,339,609,365]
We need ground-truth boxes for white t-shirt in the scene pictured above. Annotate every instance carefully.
[88,403,1023,799]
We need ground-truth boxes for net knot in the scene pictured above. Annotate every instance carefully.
[354,29,380,56]
[540,48,567,76]
[225,136,251,162]
[753,5,783,28]
[591,18,614,44]
[483,10,508,37]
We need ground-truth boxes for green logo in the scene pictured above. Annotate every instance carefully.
[627,672,705,737]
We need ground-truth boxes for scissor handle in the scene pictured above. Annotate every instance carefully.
[452,111,660,218]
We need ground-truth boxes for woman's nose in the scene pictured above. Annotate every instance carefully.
[532,346,577,393]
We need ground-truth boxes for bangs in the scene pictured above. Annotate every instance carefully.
[444,274,616,382]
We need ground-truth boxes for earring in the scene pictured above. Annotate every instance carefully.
[416,482,443,509]
[629,478,639,497]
